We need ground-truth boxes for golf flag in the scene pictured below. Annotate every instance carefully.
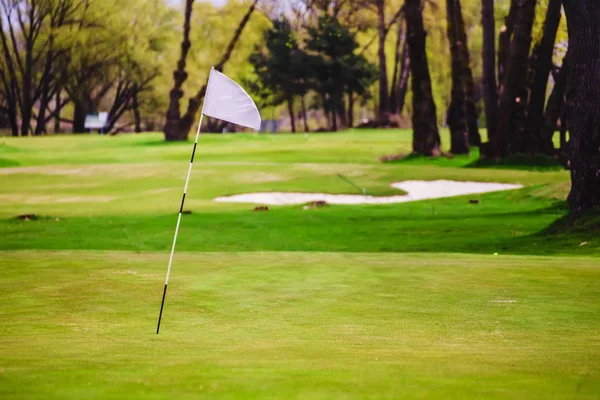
[202,67,261,130]
[156,67,262,334]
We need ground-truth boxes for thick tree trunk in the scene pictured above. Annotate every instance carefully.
[489,0,537,157]
[287,94,296,133]
[523,0,561,154]
[376,0,389,121]
[481,0,498,140]
[163,0,194,141]
[562,0,600,212]
[498,0,518,88]
[542,58,568,150]
[21,62,32,136]
[446,0,469,154]
[406,0,441,155]
[455,0,480,146]
[72,100,88,133]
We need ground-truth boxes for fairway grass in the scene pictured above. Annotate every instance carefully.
[1,130,599,398]
[1,251,599,399]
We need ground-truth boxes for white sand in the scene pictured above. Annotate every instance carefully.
[214,180,524,205]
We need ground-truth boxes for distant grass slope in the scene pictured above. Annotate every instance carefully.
[1,130,591,255]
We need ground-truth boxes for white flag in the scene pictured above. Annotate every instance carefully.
[201,68,261,131]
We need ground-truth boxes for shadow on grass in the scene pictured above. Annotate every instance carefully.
[380,152,477,168]
[0,157,20,167]
[133,138,191,146]
[540,207,600,235]
[466,153,566,172]
[134,133,275,147]
[3,200,597,256]
[382,150,567,172]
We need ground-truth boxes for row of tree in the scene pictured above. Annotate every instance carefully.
[245,0,566,160]
[0,0,177,136]
[0,0,569,145]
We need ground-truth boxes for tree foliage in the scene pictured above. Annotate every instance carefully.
[0,0,177,136]
[249,18,310,132]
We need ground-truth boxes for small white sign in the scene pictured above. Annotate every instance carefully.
[84,112,109,129]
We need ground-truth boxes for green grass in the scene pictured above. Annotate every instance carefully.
[1,130,598,399]
[1,251,599,399]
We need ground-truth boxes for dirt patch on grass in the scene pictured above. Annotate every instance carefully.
[233,172,287,183]
[0,194,117,203]
[0,164,160,178]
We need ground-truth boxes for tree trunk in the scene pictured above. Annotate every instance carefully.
[376,0,389,122]
[562,0,600,212]
[34,72,51,136]
[163,0,257,141]
[337,99,348,129]
[331,101,337,132]
[54,86,61,133]
[321,92,330,129]
[7,100,18,137]
[348,90,354,127]
[542,58,568,151]
[301,95,309,132]
[21,53,32,136]
[163,0,194,141]
[481,0,498,140]
[73,100,88,134]
[178,0,259,139]
[446,0,469,154]
[498,0,518,88]
[287,94,296,133]
[133,88,142,133]
[389,21,403,112]
[406,0,441,155]
[389,19,403,114]
[396,37,410,115]
[523,0,561,154]
[455,0,480,146]
[489,0,537,157]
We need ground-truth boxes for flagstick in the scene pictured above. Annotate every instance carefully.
[156,113,204,334]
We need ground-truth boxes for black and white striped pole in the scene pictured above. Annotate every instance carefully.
[156,113,204,334]
[155,67,261,334]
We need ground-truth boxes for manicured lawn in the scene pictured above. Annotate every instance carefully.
[1,251,599,399]
[0,130,598,399]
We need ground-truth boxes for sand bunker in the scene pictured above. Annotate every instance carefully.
[214,180,524,205]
